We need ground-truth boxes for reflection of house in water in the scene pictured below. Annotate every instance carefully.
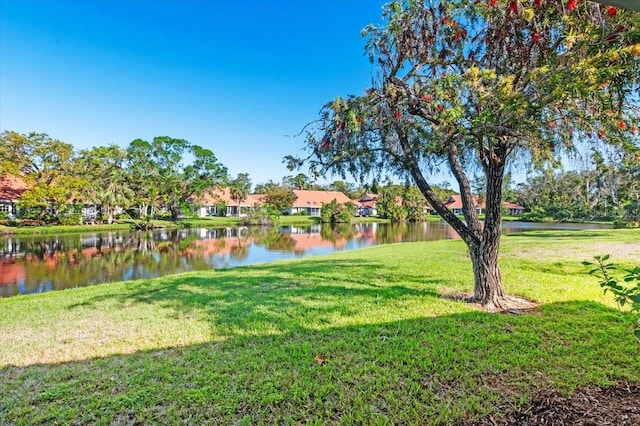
[0,261,26,287]
[2,223,468,298]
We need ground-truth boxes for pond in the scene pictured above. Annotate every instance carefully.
[0,221,611,298]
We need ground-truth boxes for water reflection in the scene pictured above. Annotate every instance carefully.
[0,221,609,297]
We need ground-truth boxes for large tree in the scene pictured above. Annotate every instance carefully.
[258,182,296,213]
[77,145,134,224]
[0,131,84,220]
[287,0,639,310]
[127,137,227,221]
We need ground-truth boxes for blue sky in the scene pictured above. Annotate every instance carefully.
[1,0,389,186]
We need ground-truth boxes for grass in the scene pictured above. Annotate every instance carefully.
[1,229,639,424]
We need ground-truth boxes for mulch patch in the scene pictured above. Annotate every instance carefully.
[473,382,640,425]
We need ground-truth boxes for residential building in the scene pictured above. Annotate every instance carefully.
[357,193,378,217]
[194,187,266,217]
[444,194,524,216]
[288,190,353,216]
[0,175,27,218]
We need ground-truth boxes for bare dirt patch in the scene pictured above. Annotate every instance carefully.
[471,382,640,425]
[513,242,640,263]
[442,293,540,314]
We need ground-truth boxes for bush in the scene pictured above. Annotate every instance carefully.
[16,219,45,227]
[241,206,278,226]
[320,199,353,224]
[215,202,227,217]
[583,255,640,343]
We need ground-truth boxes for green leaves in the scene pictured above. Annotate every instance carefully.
[583,255,640,342]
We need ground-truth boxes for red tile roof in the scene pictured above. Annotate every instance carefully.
[197,187,265,207]
[0,175,28,201]
[444,195,483,209]
[291,190,353,208]
[504,201,524,210]
[444,195,523,211]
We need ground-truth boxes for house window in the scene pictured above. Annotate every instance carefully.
[0,203,13,216]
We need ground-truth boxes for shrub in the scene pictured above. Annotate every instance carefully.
[241,205,278,226]
[320,199,353,224]
[583,255,640,343]
[17,219,45,227]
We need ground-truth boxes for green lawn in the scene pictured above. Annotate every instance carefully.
[1,229,638,424]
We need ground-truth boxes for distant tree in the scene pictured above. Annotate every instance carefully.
[229,173,252,217]
[432,181,456,203]
[126,139,161,220]
[517,147,640,224]
[0,131,84,220]
[127,137,227,221]
[263,184,296,213]
[328,180,361,199]
[370,178,380,194]
[320,199,355,224]
[77,145,134,224]
[283,173,310,190]
[403,186,427,222]
[287,1,639,310]
[254,180,278,194]
[377,185,404,221]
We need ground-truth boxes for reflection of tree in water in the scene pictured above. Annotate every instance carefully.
[1,223,463,297]
[375,222,409,244]
[0,229,217,294]
[320,223,355,244]
[229,242,249,260]
[253,228,296,252]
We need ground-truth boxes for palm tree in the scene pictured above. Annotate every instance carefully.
[229,173,251,217]
[96,180,135,224]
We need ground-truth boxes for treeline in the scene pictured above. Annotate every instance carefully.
[4,131,635,227]
[0,131,453,226]
[513,150,639,226]
[0,132,227,224]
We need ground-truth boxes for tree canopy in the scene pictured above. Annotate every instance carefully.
[288,0,640,310]
[127,136,228,220]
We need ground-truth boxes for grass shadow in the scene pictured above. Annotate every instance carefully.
[67,256,445,338]
[2,300,638,425]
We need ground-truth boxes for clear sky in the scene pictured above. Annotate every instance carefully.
[1,0,390,186]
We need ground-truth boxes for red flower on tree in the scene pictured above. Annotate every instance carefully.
[606,6,617,18]
[489,0,497,7]
[534,0,542,8]
[508,1,518,14]
[567,0,578,12]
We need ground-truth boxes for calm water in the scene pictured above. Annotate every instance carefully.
[0,221,610,298]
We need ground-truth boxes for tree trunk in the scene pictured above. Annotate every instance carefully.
[468,238,506,311]
[171,204,180,221]
[395,128,514,310]
[467,151,509,310]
